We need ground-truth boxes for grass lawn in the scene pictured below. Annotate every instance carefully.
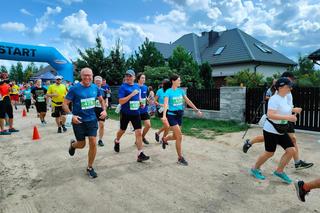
[107,109,248,139]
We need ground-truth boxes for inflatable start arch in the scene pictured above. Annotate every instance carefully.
[0,42,73,82]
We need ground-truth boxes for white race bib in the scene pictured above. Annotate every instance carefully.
[172,96,183,107]
[129,101,140,110]
[81,97,95,110]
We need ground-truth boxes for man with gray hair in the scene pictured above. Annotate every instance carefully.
[63,68,107,179]
[94,75,108,146]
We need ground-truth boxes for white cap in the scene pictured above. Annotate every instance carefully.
[55,75,63,80]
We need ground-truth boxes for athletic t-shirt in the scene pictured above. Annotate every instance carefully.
[31,87,47,103]
[23,89,32,100]
[264,94,293,135]
[118,83,140,115]
[10,85,20,95]
[102,84,111,98]
[139,84,148,114]
[47,84,67,106]
[65,83,101,122]
[164,88,186,115]
[0,83,10,100]
[156,88,165,105]
[95,87,106,108]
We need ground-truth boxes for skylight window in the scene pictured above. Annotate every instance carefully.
[255,43,272,53]
[213,46,225,55]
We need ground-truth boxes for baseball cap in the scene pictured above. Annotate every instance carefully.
[125,69,135,77]
[55,75,63,80]
[275,77,293,89]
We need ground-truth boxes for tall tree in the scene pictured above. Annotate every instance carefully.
[199,62,214,88]
[0,65,8,73]
[77,37,108,78]
[24,62,39,82]
[133,38,165,73]
[106,40,127,85]
[168,46,202,88]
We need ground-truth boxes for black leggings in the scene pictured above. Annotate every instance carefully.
[0,96,13,119]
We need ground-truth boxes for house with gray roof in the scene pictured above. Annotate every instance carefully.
[154,28,296,87]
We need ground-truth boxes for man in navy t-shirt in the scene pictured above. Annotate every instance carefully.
[113,69,150,162]
[63,68,107,179]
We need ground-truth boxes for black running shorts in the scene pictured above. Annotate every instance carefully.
[120,113,141,131]
[263,130,294,152]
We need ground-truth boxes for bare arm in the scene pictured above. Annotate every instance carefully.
[62,99,72,114]
[119,90,139,105]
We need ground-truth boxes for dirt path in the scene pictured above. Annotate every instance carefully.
[1,107,319,213]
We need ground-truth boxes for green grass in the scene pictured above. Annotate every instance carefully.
[107,109,248,139]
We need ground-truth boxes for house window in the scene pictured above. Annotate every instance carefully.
[255,43,272,53]
[213,46,225,55]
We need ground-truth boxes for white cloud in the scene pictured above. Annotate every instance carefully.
[20,8,33,16]
[0,22,28,32]
[60,0,83,5]
[33,6,62,34]
[154,9,188,25]
[59,10,107,47]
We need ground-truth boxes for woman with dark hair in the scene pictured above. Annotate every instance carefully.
[136,72,152,144]
[162,74,202,166]
[250,77,298,184]
[154,79,170,143]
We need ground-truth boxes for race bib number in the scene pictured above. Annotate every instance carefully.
[95,99,101,108]
[172,96,183,107]
[37,96,45,102]
[12,88,17,93]
[81,97,95,110]
[129,101,140,110]
[280,120,288,124]
[140,98,146,105]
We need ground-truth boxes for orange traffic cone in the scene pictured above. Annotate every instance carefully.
[32,126,40,140]
[22,109,27,117]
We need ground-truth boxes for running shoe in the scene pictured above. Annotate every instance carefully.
[8,128,19,133]
[98,140,104,147]
[155,132,160,142]
[68,139,76,156]
[295,160,314,170]
[137,152,150,162]
[177,157,188,166]
[87,167,98,178]
[242,139,252,153]
[0,131,11,135]
[142,138,149,145]
[250,168,265,180]
[62,125,67,132]
[294,180,309,202]
[273,171,292,184]
[161,138,168,149]
[114,139,120,153]
[57,127,62,133]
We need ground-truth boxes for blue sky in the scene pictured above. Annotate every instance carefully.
[1,0,320,68]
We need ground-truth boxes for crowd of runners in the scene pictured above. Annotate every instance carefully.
[0,68,318,202]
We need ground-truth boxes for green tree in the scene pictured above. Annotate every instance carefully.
[24,62,39,82]
[106,40,127,85]
[199,62,214,88]
[132,38,165,73]
[225,69,264,88]
[0,65,8,73]
[144,66,175,89]
[168,46,202,88]
[77,37,108,78]
[9,63,24,83]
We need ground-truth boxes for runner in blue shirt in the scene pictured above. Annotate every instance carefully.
[63,68,107,179]
[137,73,151,144]
[154,79,170,143]
[162,74,202,166]
[114,69,150,163]
[94,76,108,147]
[23,84,32,112]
